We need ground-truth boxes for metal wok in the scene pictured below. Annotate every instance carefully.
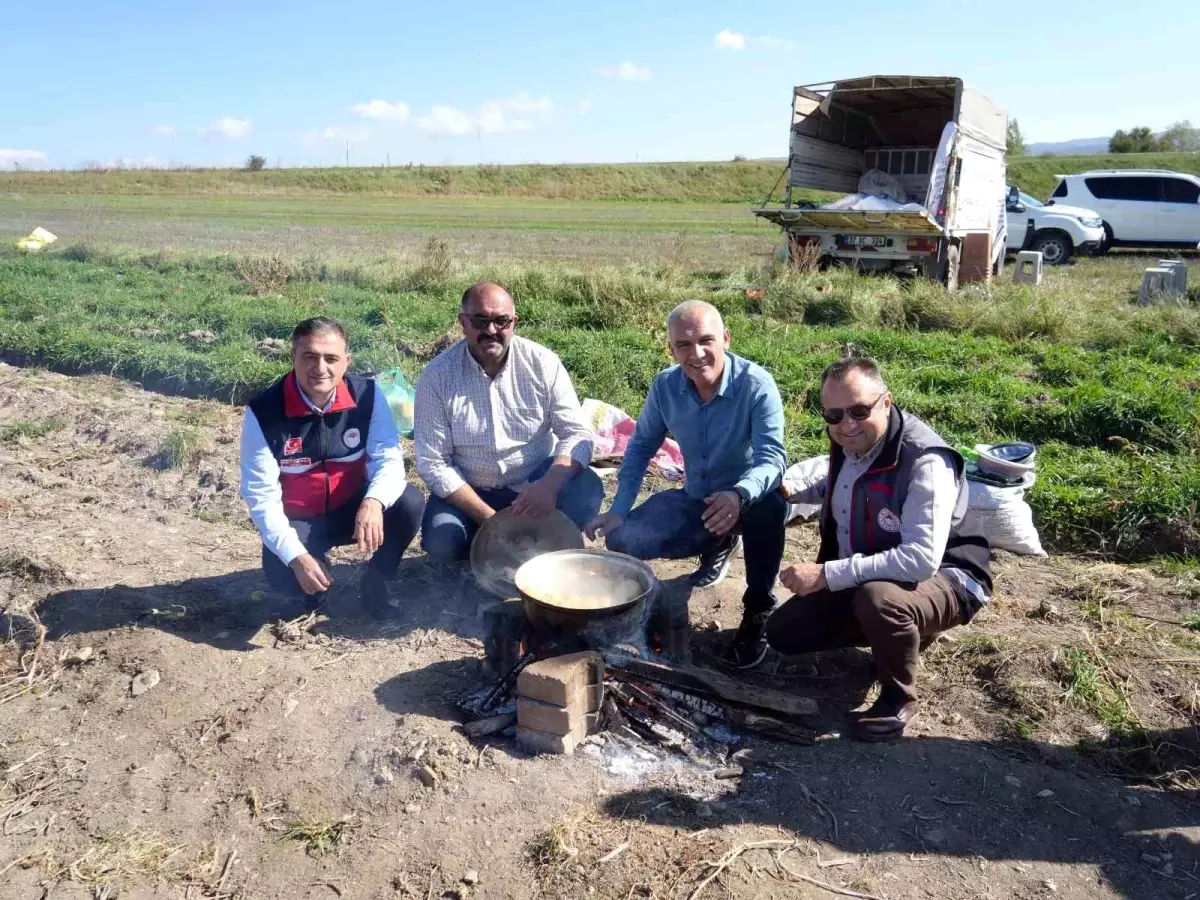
[514,549,659,633]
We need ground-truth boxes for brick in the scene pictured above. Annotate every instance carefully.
[585,682,604,713]
[517,651,603,707]
[518,696,586,736]
[516,724,584,755]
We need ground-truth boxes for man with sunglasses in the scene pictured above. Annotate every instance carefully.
[414,281,603,564]
[586,300,788,669]
[768,357,991,741]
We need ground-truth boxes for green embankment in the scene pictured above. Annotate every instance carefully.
[2,153,1197,203]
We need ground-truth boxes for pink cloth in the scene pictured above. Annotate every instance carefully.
[582,398,685,481]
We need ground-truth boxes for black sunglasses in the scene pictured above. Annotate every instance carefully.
[464,314,516,331]
[821,392,886,425]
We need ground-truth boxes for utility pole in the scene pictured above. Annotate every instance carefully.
[345,142,350,167]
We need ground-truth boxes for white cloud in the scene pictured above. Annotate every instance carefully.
[414,94,554,136]
[151,124,177,137]
[594,62,653,82]
[310,125,373,142]
[714,29,746,50]
[578,93,595,115]
[349,99,411,123]
[0,148,48,168]
[199,116,253,140]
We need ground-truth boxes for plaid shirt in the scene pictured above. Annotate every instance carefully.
[414,336,594,497]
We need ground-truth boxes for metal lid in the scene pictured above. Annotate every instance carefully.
[469,509,584,597]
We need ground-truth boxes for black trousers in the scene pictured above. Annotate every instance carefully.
[262,485,425,597]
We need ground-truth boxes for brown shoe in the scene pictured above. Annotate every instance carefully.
[850,696,919,742]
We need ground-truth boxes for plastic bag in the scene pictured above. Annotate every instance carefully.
[15,226,57,253]
[375,367,415,438]
[962,474,1046,556]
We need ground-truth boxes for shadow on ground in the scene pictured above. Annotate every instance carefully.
[601,725,1199,900]
[34,557,496,651]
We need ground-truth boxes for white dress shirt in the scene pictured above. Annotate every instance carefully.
[414,337,593,497]
[240,379,407,565]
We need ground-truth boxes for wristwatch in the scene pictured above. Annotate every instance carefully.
[733,486,751,510]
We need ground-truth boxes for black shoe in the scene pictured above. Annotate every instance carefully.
[693,534,742,588]
[360,569,392,620]
[719,608,770,670]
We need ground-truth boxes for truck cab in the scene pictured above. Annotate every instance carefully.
[752,75,1008,290]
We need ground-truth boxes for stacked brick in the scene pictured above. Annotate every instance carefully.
[515,651,605,755]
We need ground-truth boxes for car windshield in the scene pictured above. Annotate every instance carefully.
[1016,190,1044,208]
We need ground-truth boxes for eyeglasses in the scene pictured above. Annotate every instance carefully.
[463,314,516,331]
[820,392,886,425]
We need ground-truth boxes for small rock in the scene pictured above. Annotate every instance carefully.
[183,329,216,344]
[1036,789,1055,799]
[416,765,438,787]
[943,712,963,726]
[256,337,287,358]
[704,620,721,632]
[375,766,395,785]
[65,646,94,666]
[404,803,421,815]
[1004,775,1022,788]
[461,870,479,886]
[1041,879,1057,893]
[130,669,160,697]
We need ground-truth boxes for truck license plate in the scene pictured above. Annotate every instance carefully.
[840,235,889,248]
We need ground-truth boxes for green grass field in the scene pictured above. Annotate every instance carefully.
[1,241,1196,562]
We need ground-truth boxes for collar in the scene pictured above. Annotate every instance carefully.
[462,337,512,380]
[282,371,357,418]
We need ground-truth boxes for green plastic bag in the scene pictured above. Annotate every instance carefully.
[375,367,415,438]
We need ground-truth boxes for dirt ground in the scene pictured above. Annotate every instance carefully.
[1,362,1197,900]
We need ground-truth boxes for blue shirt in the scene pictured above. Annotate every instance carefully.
[610,352,787,518]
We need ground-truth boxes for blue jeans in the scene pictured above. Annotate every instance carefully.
[605,488,787,612]
[420,459,605,564]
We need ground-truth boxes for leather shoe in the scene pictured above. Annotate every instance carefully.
[850,695,919,742]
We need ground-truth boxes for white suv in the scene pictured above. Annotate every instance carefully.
[1048,170,1200,251]
[1005,186,1105,265]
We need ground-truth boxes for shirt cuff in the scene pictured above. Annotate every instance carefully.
[277,532,309,567]
[823,558,858,593]
[563,438,594,468]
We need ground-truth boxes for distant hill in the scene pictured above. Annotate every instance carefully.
[1027,137,1110,156]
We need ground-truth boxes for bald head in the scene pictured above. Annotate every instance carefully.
[461,281,514,315]
[459,281,518,373]
[667,299,723,339]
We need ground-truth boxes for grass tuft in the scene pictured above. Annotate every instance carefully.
[278,817,354,855]
[0,417,65,444]
[159,426,208,469]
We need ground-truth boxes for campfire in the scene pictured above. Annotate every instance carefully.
[460,548,818,768]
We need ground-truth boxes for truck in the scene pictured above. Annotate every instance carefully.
[752,75,1008,290]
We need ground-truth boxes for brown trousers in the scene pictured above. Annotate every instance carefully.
[765,576,964,703]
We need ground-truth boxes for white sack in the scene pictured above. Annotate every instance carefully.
[783,456,829,524]
[963,475,1046,556]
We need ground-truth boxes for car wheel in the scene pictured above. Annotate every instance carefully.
[1098,223,1114,255]
[1030,232,1072,266]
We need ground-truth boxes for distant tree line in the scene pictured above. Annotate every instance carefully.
[1110,121,1200,153]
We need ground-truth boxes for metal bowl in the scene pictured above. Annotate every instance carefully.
[470,509,584,597]
[515,549,659,631]
[975,442,1037,479]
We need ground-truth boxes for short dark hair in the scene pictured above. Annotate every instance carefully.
[820,356,887,391]
[291,317,349,350]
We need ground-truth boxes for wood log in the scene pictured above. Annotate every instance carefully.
[605,656,819,724]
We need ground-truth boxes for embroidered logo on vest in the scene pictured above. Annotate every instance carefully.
[283,437,303,456]
[877,508,902,533]
[343,427,362,448]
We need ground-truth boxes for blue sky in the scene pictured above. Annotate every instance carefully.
[2,0,1198,170]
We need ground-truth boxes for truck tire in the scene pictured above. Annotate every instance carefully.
[1030,231,1073,266]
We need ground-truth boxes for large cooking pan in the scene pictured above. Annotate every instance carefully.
[514,549,659,632]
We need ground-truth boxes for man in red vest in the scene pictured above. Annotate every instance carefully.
[769,358,992,741]
[240,317,424,617]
